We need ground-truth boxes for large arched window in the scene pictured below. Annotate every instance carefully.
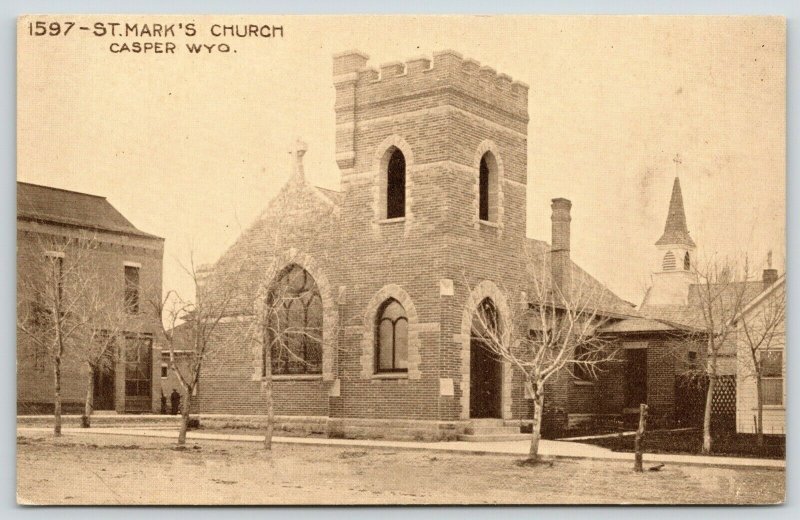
[376,299,408,372]
[683,252,691,271]
[264,265,322,375]
[662,251,676,271]
[386,148,406,219]
[478,152,498,222]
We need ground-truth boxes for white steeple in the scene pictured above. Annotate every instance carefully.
[644,160,698,306]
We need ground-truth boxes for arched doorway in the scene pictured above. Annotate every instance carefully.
[469,298,503,418]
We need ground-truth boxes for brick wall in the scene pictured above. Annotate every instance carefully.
[198,49,532,423]
[334,50,528,422]
[193,49,704,434]
[589,333,700,427]
[17,221,164,413]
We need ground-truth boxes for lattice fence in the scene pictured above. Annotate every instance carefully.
[674,374,736,430]
[711,375,737,431]
[711,376,736,414]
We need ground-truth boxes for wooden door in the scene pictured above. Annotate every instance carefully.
[625,348,648,408]
[470,338,503,418]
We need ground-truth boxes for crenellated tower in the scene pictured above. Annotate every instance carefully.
[330,49,531,422]
[332,49,529,236]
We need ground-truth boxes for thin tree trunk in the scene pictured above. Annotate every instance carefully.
[263,374,274,450]
[528,381,543,461]
[81,364,95,428]
[177,389,192,446]
[51,262,64,437]
[634,403,648,472]
[53,355,62,437]
[756,374,764,446]
[702,373,715,454]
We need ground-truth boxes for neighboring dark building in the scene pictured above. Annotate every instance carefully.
[598,177,777,428]
[17,182,164,414]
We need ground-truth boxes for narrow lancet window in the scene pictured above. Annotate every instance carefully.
[386,149,406,219]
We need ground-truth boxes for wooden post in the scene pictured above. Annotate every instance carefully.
[634,403,648,472]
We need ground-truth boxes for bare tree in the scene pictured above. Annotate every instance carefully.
[687,255,752,454]
[174,141,341,450]
[470,250,616,462]
[253,259,326,450]
[17,235,102,436]
[156,255,247,446]
[245,146,341,450]
[72,286,130,428]
[735,275,785,446]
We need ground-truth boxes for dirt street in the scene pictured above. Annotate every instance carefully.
[16,431,784,505]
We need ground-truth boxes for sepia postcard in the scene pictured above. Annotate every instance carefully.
[16,14,786,505]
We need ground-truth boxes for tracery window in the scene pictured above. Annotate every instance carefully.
[264,265,323,375]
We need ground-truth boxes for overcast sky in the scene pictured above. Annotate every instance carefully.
[17,15,785,304]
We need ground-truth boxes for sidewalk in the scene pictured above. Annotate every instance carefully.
[17,426,785,470]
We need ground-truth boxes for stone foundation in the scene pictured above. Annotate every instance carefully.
[199,414,328,435]
[327,417,469,441]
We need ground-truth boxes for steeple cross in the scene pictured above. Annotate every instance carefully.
[289,137,307,182]
[673,153,682,178]
[289,137,307,161]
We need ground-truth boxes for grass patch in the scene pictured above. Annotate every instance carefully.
[570,429,784,459]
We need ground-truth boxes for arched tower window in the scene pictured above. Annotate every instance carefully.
[264,265,322,375]
[683,252,691,271]
[478,152,498,222]
[662,251,676,271]
[376,299,408,372]
[386,149,406,219]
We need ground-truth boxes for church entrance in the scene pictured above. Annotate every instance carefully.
[469,298,503,419]
[470,338,503,418]
[93,350,115,411]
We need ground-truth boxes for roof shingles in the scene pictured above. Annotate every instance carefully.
[17,182,161,239]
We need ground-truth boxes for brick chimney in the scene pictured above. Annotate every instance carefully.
[762,268,778,288]
[551,198,572,297]
[762,250,778,289]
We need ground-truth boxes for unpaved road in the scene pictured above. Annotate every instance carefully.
[16,431,784,505]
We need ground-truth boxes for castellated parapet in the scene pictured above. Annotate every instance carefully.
[333,49,529,171]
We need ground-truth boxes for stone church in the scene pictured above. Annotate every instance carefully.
[195,49,700,439]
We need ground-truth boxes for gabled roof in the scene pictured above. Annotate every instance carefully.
[17,182,161,240]
[686,281,765,311]
[314,186,343,206]
[655,177,696,248]
[162,321,197,353]
[733,274,786,322]
[525,239,639,319]
[640,280,768,329]
[598,317,691,333]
